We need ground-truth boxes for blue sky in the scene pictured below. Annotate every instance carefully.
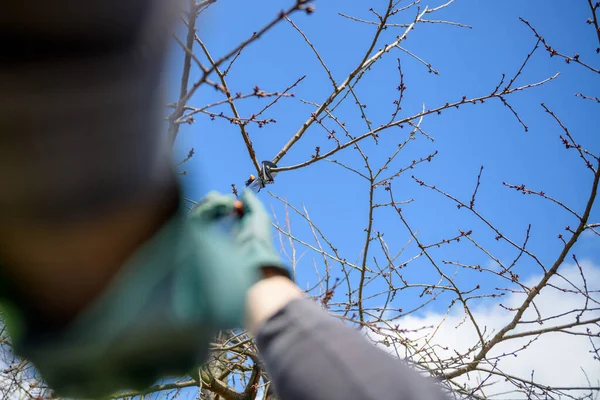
[170,0,598,297]
[163,0,598,394]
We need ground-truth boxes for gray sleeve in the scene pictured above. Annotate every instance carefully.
[255,298,449,400]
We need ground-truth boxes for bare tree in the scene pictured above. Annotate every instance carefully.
[1,0,598,399]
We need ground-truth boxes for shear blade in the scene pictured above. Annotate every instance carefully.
[245,161,278,192]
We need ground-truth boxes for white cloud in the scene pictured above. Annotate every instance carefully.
[367,260,600,399]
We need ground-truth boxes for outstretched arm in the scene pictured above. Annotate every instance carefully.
[247,276,450,400]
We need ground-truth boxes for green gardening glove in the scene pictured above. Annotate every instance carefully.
[191,189,291,281]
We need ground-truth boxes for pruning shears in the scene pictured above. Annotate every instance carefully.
[218,160,279,221]
[197,160,278,222]
[229,161,278,218]
[245,161,278,193]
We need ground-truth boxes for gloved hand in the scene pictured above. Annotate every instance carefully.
[191,189,291,281]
